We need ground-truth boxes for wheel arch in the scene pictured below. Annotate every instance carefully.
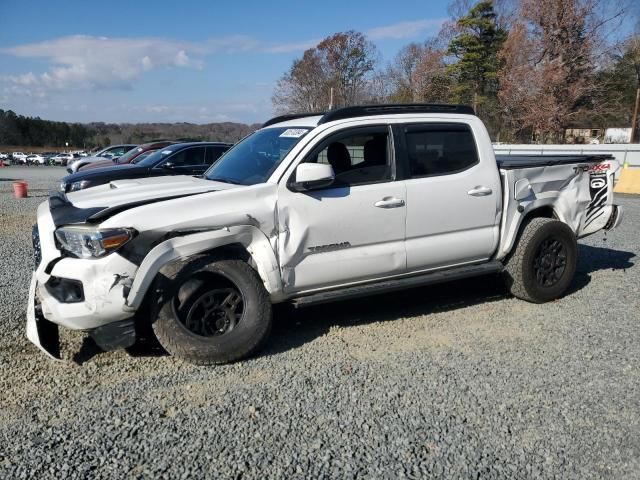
[125,225,284,312]
[497,201,568,261]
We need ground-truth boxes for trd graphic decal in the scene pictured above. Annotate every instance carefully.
[573,163,611,174]
[584,172,608,228]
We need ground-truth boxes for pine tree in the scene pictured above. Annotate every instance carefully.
[447,0,507,133]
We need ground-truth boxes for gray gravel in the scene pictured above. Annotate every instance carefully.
[0,166,638,479]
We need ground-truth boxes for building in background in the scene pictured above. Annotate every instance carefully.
[565,127,632,144]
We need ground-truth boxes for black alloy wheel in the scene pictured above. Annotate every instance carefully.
[179,287,244,337]
[533,237,567,287]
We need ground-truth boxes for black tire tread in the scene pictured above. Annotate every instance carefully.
[503,217,576,303]
[151,259,272,365]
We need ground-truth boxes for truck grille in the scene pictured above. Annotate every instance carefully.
[32,225,42,268]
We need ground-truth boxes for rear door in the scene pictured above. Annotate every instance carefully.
[397,122,501,271]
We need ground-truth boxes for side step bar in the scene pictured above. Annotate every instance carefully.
[292,261,504,307]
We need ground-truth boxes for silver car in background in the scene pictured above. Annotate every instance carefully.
[66,144,137,173]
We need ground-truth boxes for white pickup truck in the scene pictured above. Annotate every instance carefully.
[27,104,623,364]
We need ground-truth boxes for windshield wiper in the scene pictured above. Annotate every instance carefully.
[207,176,243,185]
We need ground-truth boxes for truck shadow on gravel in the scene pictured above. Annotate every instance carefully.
[72,244,635,363]
[263,244,635,359]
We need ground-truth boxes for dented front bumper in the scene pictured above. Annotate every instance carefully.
[27,202,139,358]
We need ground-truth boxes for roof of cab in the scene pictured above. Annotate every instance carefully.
[262,104,475,130]
[264,115,324,129]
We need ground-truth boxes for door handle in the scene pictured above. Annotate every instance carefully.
[467,186,493,197]
[375,197,405,208]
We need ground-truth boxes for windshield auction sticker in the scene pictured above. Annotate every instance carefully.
[279,129,309,138]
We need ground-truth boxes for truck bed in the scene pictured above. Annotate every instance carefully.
[495,154,613,169]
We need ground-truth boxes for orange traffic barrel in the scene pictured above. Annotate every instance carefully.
[13,181,28,198]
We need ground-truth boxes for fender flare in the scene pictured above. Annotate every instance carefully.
[124,225,284,311]
[497,199,565,261]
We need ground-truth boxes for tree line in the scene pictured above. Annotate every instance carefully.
[0,109,94,149]
[0,109,259,149]
[272,0,640,143]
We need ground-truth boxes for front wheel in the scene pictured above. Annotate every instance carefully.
[151,258,272,365]
[503,218,577,303]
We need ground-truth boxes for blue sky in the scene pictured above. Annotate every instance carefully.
[0,0,450,124]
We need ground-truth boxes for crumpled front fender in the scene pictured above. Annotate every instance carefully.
[124,225,284,311]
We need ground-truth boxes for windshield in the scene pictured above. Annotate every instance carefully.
[204,127,311,185]
[116,147,143,164]
[135,147,175,166]
[131,149,156,163]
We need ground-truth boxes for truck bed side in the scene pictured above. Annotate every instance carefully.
[495,156,619,260]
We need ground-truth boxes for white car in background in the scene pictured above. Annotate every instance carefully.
[12,152,28,164]
[26,154,46,165]
[52,153,75,166]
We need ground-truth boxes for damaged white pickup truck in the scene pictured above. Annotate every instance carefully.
[28,104,623,364]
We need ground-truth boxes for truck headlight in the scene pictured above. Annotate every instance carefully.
[55,226,134,258]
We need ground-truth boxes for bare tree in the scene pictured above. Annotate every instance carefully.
[498,0,626,142]
[385,43,426,102]
[272,31,378,113]
[318,31,379,107]
[382,39,450,103]
[272,49,330,114]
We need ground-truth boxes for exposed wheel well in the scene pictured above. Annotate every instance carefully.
[158,243,254,278]
[522,206,556,222]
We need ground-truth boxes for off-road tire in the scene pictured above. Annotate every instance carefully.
[503,218,577,303]
[151,257,272,365]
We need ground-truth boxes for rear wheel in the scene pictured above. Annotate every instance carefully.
[503,218,577,303]
[151,258,272,365]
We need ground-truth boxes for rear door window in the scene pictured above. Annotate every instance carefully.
[403,124,479,178]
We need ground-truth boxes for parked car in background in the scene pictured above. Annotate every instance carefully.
[41,152,58,165]
[59,142,232,192]
[26,154,46,165]
[0,152,8,161]
[79,141,177,171]
[12,152,28,164]
[52,153,76,166]
[67,144,137,173]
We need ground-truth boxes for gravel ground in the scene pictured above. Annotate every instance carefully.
[0,166,638,479]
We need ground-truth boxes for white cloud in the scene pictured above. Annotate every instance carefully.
[0,35,212,93]
[0,19,444,111]
[263,39,319,54]
[367,19,444,40]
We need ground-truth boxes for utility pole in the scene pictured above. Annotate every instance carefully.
[328,87,334,111]
[632,88,640,143]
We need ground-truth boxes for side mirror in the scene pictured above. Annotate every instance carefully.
[290,163,335,192]
[161,162,176,170]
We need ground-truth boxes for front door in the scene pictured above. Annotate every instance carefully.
[277,125,407,293]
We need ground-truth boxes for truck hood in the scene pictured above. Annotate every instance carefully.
[50,175,239,227]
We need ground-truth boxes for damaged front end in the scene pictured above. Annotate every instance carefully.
[27,201,141,359]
